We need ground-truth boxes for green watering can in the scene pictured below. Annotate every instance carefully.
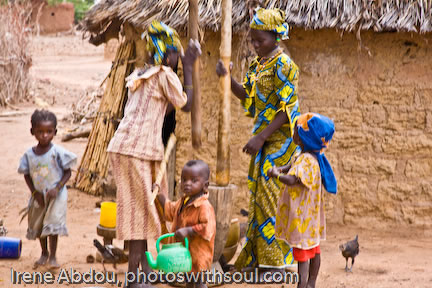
[146,233,192,273]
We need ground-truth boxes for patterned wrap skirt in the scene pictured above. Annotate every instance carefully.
[235,138,299,269]
[108,152,167,240]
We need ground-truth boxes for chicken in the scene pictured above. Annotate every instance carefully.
[339,235,359,272]
[93,239,128,272]
[0,219,7,236]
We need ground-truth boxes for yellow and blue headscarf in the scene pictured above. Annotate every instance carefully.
[144,20,182,65]
[297,113,337,194]
[250,8,289,40]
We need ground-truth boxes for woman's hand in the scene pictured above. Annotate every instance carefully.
[46,187,59,202]
[267,167,281,178]
[33,190,45,207]
[175,227,194,241]
[243,134,265,155]
[181,39,202,68]
[216,59,233,77]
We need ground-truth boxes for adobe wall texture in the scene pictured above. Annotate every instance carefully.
[175,29,432,227]
[31,2,74,34]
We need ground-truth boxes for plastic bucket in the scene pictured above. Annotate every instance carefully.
[100,202,116,228]
[0,237,22,259]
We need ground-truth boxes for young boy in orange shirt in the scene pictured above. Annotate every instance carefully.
[157,160,216,288]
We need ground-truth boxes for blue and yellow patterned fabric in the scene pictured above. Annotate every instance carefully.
[242,51,301,139]
[297,113,337,194]
[144,20,182,65]
[250,8,290,40]
[234,51,301,270]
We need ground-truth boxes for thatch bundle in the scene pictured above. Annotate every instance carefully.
[81,0,432,36]
[0,2,32,107]
[73,41,134,195]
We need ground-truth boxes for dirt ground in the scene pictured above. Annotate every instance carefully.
[1,34,432,288]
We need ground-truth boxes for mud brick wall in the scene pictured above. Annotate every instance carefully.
[31,2,75,34]
[175,29,432,227]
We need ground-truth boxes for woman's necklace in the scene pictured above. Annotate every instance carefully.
[249,48,283,97]
[255,49,283,76]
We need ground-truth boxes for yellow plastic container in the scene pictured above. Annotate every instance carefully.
[100,202,117,228]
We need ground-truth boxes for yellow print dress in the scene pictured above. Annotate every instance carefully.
[275,153,326,249]
[235,51,301,269]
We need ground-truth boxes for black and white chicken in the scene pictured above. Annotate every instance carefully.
[339,235,359,272]
[93,239,127,272]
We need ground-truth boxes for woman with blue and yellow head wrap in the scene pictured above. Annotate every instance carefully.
[216,7,301,271]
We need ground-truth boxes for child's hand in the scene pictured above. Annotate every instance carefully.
[34,191,45,207]
[267,167,281,178]
[175,227,194,241]
[156,193,166,208]
[243,134,265,155]
[46,187,59,202]
[280,164,292,173]
[216,59,233,77]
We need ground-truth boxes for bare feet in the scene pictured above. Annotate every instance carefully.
[48,256,60,269]
[33,253,49,268]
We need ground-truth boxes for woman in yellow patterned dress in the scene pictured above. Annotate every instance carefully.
[268,113,337,288]
[216,8,300,272]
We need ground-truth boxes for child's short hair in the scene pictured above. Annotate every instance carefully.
[185,160,210,180]
[31,109,57,128]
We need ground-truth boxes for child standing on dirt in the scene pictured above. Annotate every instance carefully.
[157,160,216,288]
[268,113,337,288]
[18,109,77,269]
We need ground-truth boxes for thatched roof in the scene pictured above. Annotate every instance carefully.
[82,0,432,36]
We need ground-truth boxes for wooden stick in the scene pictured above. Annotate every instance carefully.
[216,0,232,186]
[150,134,177,205]
[189,0,202,149]
[61,128,91,142]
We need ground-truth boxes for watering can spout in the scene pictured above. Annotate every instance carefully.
[145,251,158,270]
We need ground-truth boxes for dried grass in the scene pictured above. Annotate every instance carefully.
[81,0,432,37]
[0,2,33,107]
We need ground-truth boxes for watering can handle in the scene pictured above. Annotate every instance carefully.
[156,233,189,253]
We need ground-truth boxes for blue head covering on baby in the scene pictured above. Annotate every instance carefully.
[297,113,337,194]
